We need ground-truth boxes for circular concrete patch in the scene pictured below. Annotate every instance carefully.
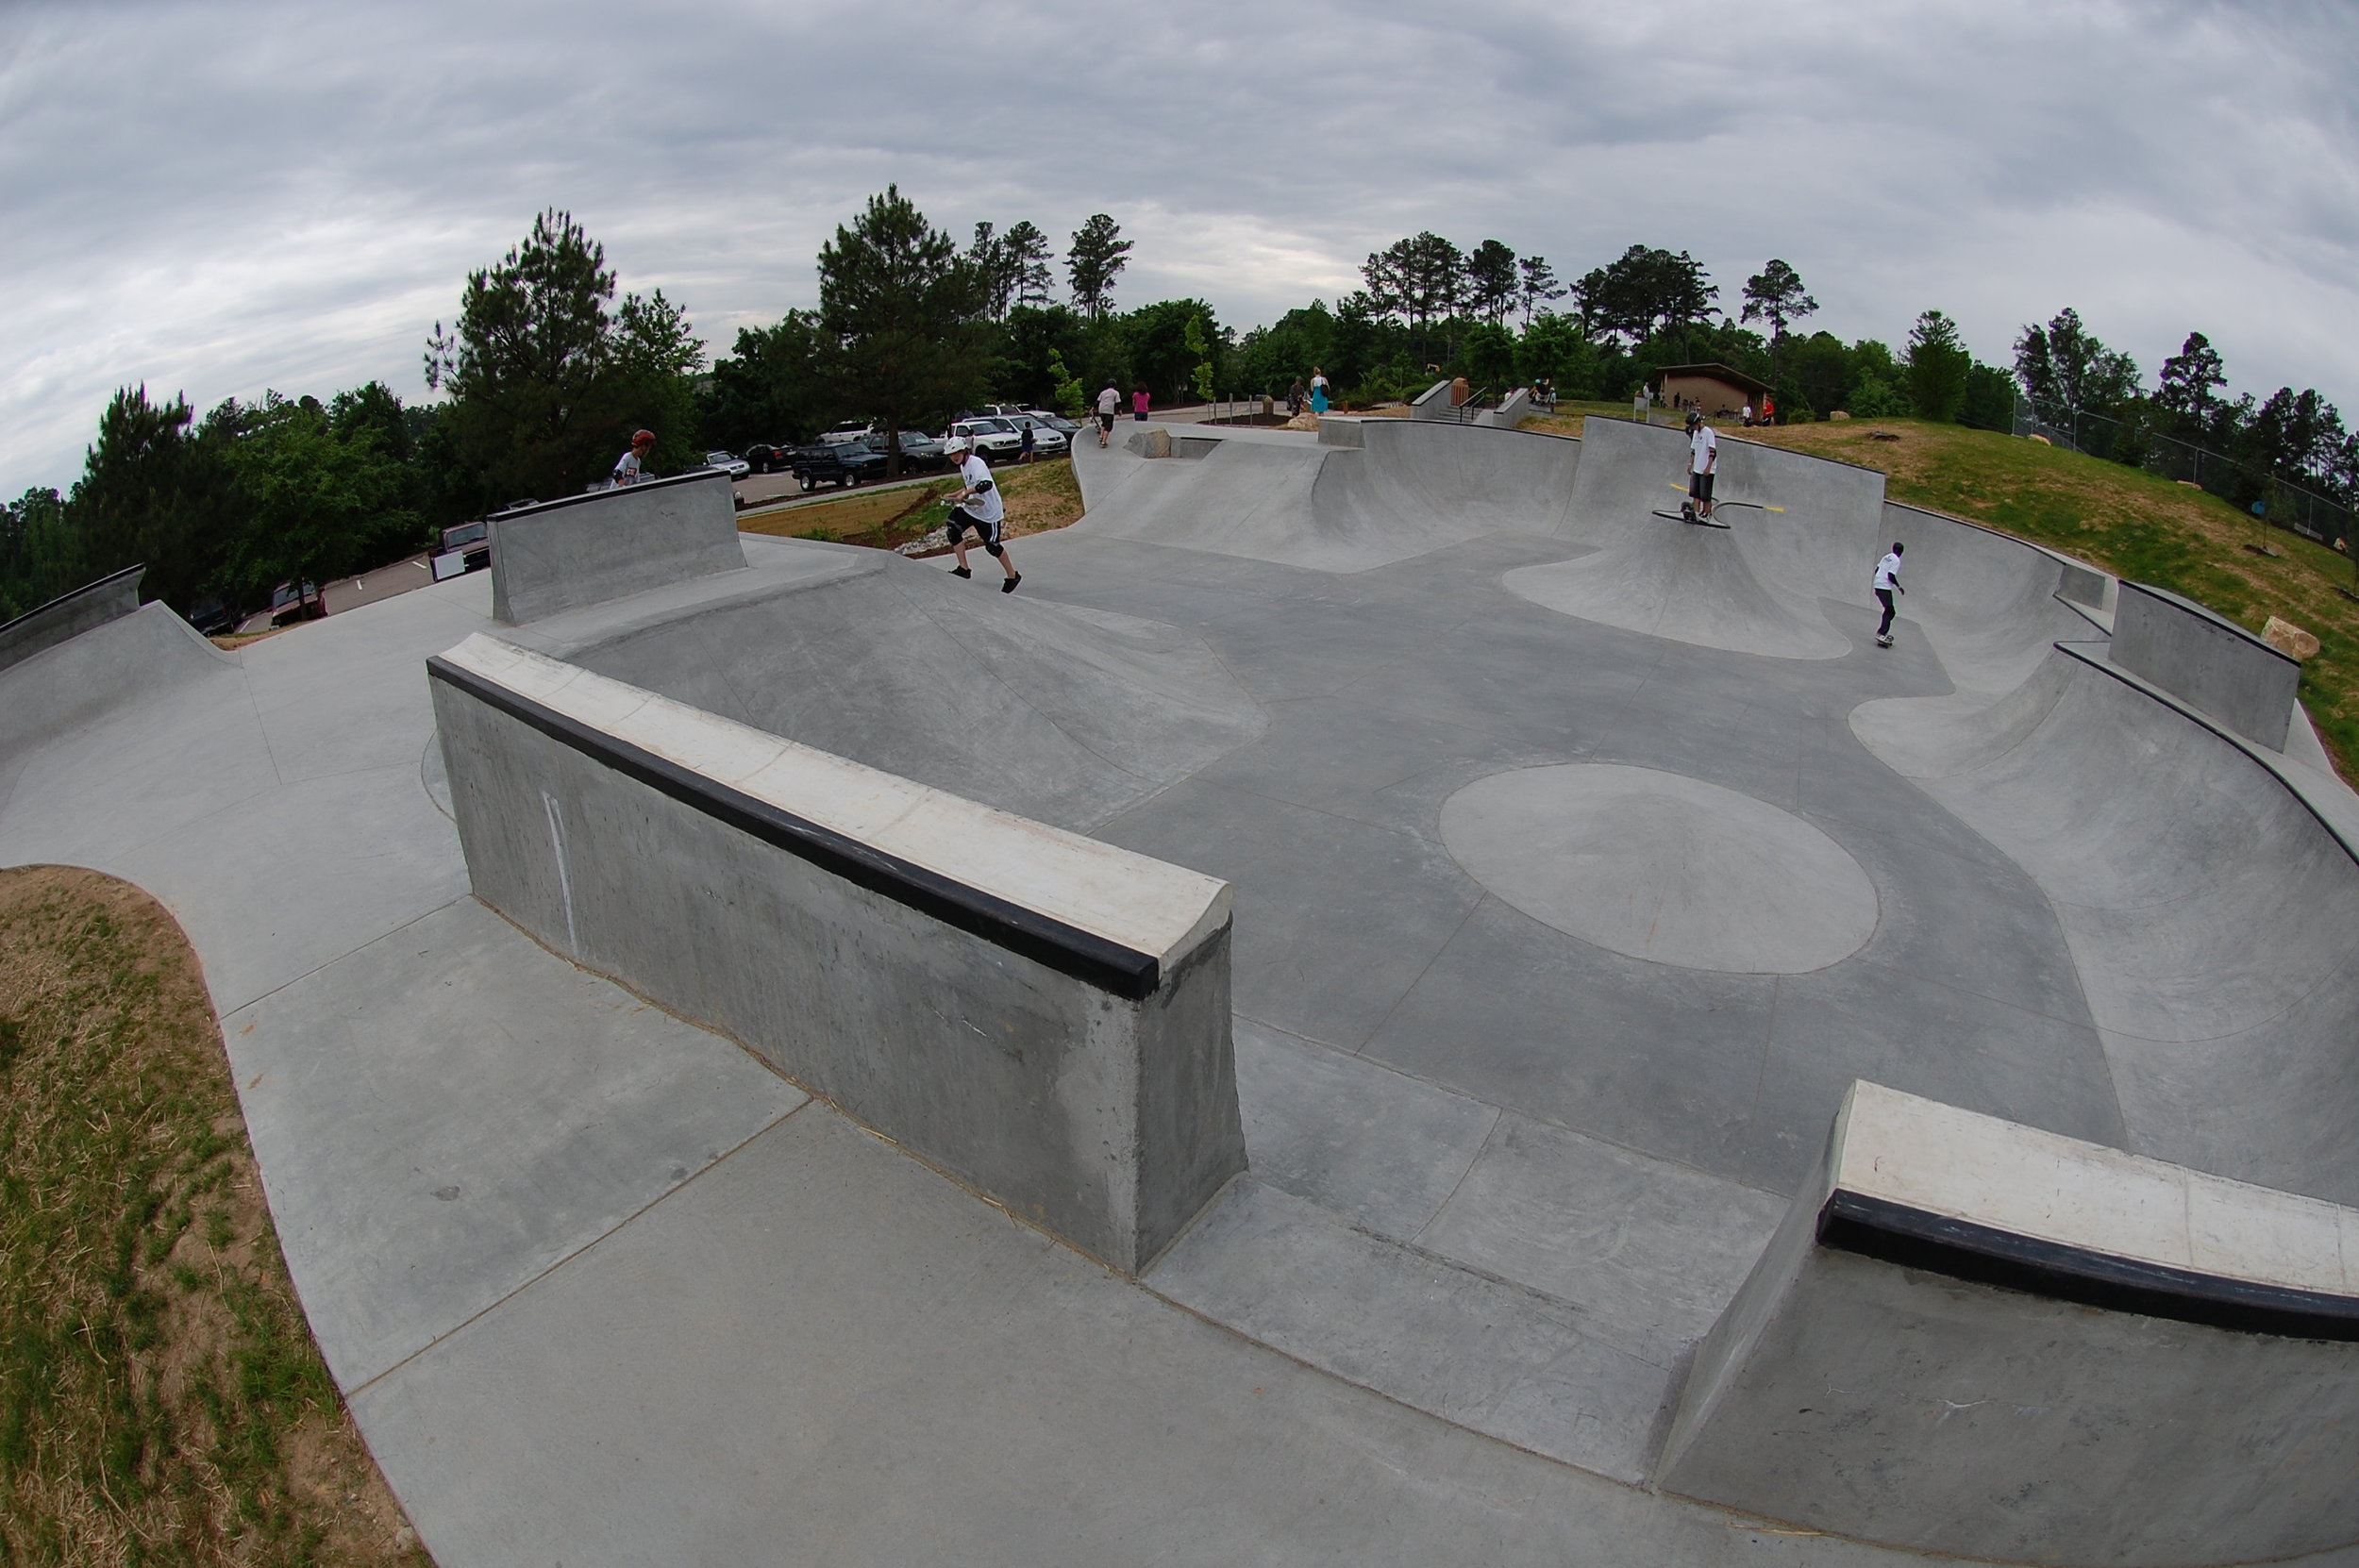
[1440,764,1878,974]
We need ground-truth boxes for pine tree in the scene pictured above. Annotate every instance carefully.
[1067,214,1133,319]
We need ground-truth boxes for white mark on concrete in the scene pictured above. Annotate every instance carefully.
[543,791,579,957]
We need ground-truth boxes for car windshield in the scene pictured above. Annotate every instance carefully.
[707,451,736,462]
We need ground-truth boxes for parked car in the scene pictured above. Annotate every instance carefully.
[184,595,239,637]
[790,441,886,491]
[816,420,875,445]
[1023,409,1083,436]
[703,450,752,480]
[943,417,1024,460]
[859,430,949,472]
[267,579,327,627]
[999,414,1069,457]
[432,518,492,581]
[745,442,796,475]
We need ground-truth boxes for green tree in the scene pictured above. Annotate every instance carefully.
[1739,259,1817,371]
[0,488,85,619]
[2013,307,2139,419]
[1958,363,2017,432]
[1905,309,1972,422]
[1516,256,1565,327]
[1120,299,1223,404]
[700,310,833,450]
[1066,214,1133,319]
[1362,232,1465,361]
[819,186,989,476]
[2155,331,2229,442]
[427,209,703,501]
[1233,301,1338,397]
[215,391,415,603]
[1460,323,1517,392]
[1184,313,1215,403]
[1002,221,1055,310]
[1516,314,1602,398]
[68,386,241,612]
[1046,350,1086,418]
[1464,241,1518,328]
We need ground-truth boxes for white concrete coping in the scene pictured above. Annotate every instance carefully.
[439,632,1232,969]
[1834,1080,2358,1298]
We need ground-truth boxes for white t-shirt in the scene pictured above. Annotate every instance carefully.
[1874,552,1903,591]
[957,453,1004,525]
[1742,404,1754,423]
[1688,425,1717,475]
[1096,387,1120,416]
[1311,374,1329,392]
[611,448,644,486]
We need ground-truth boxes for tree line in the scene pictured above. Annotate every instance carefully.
[4,196,2352,623]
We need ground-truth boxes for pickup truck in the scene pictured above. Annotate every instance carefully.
[790,442,886,491]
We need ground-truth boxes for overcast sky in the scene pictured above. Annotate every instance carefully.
[4,0,2354,495]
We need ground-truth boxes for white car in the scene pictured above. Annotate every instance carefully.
[999,414,1069,456]
[817,420,875,444]
[703,450,752,479]
[944,418,1024,459]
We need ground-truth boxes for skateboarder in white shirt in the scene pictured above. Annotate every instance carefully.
[1684,409,1718,521]
[1873,542,1906,646]
[945,440,1020,592]
[1096,382,1120,446]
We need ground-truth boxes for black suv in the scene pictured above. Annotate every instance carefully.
[790,442,885,491]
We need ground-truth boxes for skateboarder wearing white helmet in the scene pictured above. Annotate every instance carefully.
[944,439,1021,593]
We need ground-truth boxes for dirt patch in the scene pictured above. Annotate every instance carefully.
[740,479,953,546]
[883,458,1087,559]
[0,865,430,1566]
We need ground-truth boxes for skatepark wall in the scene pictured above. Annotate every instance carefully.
[1658,1080,2359,1568]
[489,471,747,625]
[2110,580,2300,750]
[0,562,144,675]
[427,632,1248,1275]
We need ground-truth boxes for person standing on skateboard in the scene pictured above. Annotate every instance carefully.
[1874,542,1905,646]
[1685,409,1718,521]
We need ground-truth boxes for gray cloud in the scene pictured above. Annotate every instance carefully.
[3,0,2354,494]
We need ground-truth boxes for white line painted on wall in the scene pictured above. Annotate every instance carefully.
[543,790,579,957]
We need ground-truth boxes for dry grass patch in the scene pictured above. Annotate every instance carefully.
[0,866,427,1566]
[739,479,953,543]
[1517,401,1648,440]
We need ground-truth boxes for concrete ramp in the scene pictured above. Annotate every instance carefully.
[1071,421,1578,575]
[1505,517,1852,659]
[1854,646,2359,1206]
[533,546,1264,832]
[0,599,236,760]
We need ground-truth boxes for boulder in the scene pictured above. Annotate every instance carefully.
[2264,615,2321,662]
[1830,409,1851,421]
[2026,433,2050,445]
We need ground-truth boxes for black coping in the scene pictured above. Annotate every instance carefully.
[1818,1188,2359,1342]
[427,655,1169,1000]
[0,561,143,638]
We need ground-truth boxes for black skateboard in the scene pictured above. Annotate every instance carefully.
[1652,507,1732,529]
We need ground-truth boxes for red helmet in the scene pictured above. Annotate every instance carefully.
[631,428,656,446]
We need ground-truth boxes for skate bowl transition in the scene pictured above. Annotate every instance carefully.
[10,418,2359,1565]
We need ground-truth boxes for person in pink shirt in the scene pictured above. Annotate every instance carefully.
[1132,387,1149,422]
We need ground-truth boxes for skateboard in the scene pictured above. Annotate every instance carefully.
[1652,507,1732,529]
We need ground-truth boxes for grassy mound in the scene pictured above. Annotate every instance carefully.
[741,458,1084,555]
[0,866,426,1565]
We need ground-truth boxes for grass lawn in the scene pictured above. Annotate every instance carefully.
[740,477,956,544]
[0,866,427,1565]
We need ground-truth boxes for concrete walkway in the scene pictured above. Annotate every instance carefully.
[8,425,2359,1564]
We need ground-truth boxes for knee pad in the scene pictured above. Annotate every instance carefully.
[983,541,1005,559]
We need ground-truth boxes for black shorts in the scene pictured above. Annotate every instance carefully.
[946,507,1001,546]
[1689,470,1716,503]
[1097,412,1116,431]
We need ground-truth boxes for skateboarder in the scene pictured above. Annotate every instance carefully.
[944,439,1020,593]
[1874,542,1905,646]
[610,428,656,487]
[1096,382,1120,446]
[1684,409,1718,521]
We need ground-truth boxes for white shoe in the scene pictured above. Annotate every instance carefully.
[1876,634,1893,647]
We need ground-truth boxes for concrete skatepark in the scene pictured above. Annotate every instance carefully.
[5,410,2359,1564]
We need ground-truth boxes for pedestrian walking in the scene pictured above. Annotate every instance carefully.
[944,439,1020,593]
[1684,409,1718,521]
[1873,542,1906,646]
[1018,420,1036,463]
[611,428,656,487]
[1288,376,1306,417]
[1133,387,1150,423]
[1309,369,1330,415]
[1096,381,1120,446]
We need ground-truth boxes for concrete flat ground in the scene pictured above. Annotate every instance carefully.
[7,417,2358,1565]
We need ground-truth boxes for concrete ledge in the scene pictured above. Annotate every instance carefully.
[490,471,746,625]
[0,563,144,674]
[427,633,1246,1273]
[2111,580,2298,750]
[1657,1080,2359,1566]
[1408,378,1455,419]
[1315,416,1365,448]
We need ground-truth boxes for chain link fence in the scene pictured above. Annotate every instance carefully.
[2015,398,2353,549]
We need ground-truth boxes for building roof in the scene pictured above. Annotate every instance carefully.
[1653,362,1772,398]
